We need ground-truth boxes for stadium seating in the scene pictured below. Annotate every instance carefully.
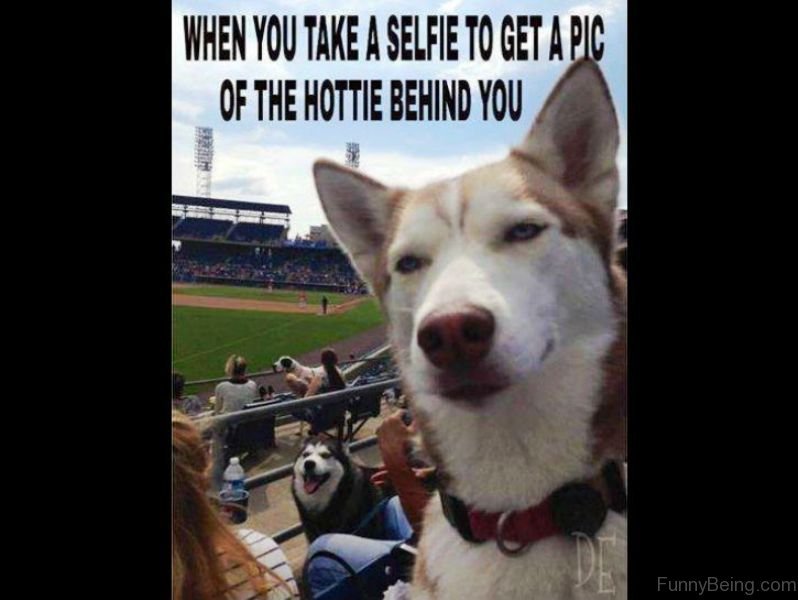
[227,222,286,243]
[224,414,277,458]
[172,241,366,292]
[173,217,233,240]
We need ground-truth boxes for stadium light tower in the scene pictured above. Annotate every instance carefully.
[194,126,214,197]
[345,142,360,169]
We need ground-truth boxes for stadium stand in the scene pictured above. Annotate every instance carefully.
[172,194,367,292]
[172,245,364,292]
[172,196,626,292]
[227,221,286,243]
[173,216,234,240]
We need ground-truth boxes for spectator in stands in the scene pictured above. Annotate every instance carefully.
[214,355,259,415]
[173,372,204,416]
[284,348,347,400]
[172,411,298,599]
[291,349,348,437]
[258,385,276,402]
[305,348,347,397]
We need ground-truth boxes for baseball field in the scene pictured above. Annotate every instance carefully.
[172,284,385,383]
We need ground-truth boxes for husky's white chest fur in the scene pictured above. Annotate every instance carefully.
[314,58,627,599]
[416,503,627,600]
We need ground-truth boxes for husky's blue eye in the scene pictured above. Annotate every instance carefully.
[396,255,424,274]
[505,222,547,242]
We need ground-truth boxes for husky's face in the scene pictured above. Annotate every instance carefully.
[292,438,346,513]
[380,168,618,408]
[315,59,620,409]
[273,356,296,373]
[314,60,625,509]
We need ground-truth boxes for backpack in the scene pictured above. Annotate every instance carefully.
[301,539,415,600]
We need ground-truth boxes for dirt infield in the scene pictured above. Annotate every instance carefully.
[171,293,366,314]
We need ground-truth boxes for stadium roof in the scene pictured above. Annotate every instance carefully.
[172,195,292,215]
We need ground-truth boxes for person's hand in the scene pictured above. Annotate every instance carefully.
[370,469,391,487]
[412,466,436,480]
[377,410,413,470]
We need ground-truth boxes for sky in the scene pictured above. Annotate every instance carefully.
[172,0,627,237]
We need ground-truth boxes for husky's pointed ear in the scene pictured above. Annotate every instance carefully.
[313,159,395,287]
[516,59,619,217]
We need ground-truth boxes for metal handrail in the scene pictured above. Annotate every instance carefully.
[184,355,391,387]
[203,378,400,431]
[273,524,304,544]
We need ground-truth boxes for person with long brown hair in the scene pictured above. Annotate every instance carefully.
[172,411,298,600]
[304,348,347,397]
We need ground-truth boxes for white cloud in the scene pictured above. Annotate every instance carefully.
[172,126,506,237]
[172,98,203,121]
[567,0,622,20]
[439,0,465,13]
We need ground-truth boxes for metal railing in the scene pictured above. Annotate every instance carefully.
[185,355,392,388]
[206,378,400,544]
[203,377,399,432]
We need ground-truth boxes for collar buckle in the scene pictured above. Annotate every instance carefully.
[495,511,530,556]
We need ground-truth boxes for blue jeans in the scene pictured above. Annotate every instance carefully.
[305,496,413,597]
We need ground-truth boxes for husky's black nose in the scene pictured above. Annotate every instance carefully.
[304,459,316,472]
[417,306,495,369]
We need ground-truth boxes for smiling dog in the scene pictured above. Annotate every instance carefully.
[291,436,388,543]
[313,59,627,598]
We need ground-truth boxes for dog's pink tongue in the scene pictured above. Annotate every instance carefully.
[304,479,321,494]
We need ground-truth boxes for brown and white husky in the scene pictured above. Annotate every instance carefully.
[313,59,627,599]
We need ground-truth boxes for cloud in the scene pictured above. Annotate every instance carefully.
[439,0,465,13]
[173,125,507,237]
[172,98,203,121]
[567,0,623,20]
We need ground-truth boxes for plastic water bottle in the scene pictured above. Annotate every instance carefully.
[223,457,245,493]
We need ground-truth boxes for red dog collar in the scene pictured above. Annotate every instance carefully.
[439,462,626,556]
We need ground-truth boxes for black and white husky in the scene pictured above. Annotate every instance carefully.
[292,436,388,543]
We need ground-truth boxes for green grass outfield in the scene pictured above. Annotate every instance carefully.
[173,284,350,305]
[173,299,384,386]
